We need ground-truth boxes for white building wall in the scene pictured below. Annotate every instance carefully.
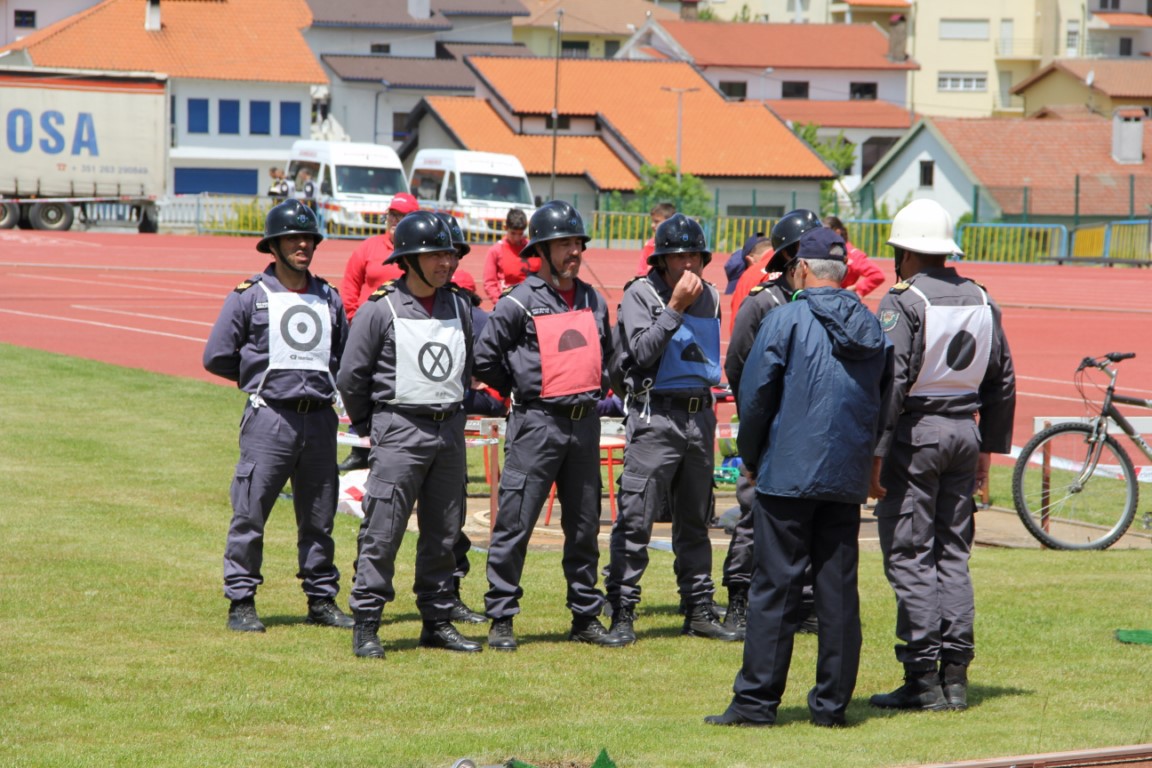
[437,16,517,43]
[0,0,101,45]
[305,27,435,57]
[862,131,980,224]
[170,80,313,151]
[706,66,909,104]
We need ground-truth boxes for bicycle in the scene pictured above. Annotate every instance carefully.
[1012,352,1152,550]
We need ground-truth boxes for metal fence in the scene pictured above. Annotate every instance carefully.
[156,194,1151,266]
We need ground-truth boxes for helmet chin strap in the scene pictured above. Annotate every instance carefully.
[405,255,435,290]
[272,241,308,274]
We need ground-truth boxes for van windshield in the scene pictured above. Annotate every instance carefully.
[335,165,407,196]
[460,173,533,205]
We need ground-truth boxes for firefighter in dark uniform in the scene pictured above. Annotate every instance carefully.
[434,210,487,626]
[868,199,1016,711]
[473,200,626,651]
[605,214,736,644]
[203,199,354,633]
[336,211,482,658]
[720,210,821,639]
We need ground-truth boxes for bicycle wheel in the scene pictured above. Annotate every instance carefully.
[1012,422,1138,550]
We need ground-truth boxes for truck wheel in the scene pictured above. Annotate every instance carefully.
[137,204,159,234]
[0,202,19,229]
[28,201,75,231]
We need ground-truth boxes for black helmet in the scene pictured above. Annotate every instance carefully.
[257,199,324,254]
[521,200,590,259]
[766,209,822,272]
[432,211,471,257]
[649,213,711,266]
[386,210,454,263]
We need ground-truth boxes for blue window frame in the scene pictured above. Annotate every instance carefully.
[250,101,270,135]
[187,98,209,134]
[219,99,240,135]
[173,168,259,195]
[280,101,301,137]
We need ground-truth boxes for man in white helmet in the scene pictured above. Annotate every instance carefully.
[868,199,1016,713]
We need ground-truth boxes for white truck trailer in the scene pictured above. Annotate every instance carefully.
[0,68,167,232]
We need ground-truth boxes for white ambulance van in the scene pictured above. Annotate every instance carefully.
[287,140,407,232]
[407,149,536,238]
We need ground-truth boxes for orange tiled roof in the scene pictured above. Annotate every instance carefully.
[766,99,914,129]
[0,0,326,84]
[1091,12,1152,28]
[514,0,678,33]
[657,20,918,70]
[1013,58,1152,99]
[422,96,638,190]
[467,57,834,180]
[931,117,1152,216]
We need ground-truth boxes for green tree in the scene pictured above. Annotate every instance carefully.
[792,122,856,214]
[624,160,712,217]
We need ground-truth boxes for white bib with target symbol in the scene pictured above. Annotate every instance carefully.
[259,282,333,376]
[385,294,466,406]
[907,284,993,398]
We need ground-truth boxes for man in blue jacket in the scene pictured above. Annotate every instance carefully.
[706,227,893,728]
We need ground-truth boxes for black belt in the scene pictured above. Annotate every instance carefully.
[263,398,333,414]
[640,394,713,413]
[375,404,461,422]
[518,400,597,420]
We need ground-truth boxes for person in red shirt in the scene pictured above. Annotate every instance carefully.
[728,210,822,332]
[481,208,530,304]
[825,215,885,298]
[339,192,420,322]
[634,202,677,276]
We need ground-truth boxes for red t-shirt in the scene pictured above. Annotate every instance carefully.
[635,237,656,277]
[482,236,528,304]
[728,249,776,332]
[340,233,403,321]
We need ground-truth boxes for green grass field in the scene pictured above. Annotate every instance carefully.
[2,343,1151,768]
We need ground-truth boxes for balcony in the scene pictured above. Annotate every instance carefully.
[995,38,1042,59]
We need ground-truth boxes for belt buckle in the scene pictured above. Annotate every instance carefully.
[433,411,447,422]
[688,397,701,414]
[570,404,586,420]
[296,400,311,414]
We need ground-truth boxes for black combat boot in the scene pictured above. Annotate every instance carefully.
[227,597,265,633]
[337,446,369,473]
[569,614,629,647]
[608,605,637,645]
[448,580,486,624]
[307,596,355,628]
[352,610,385,659]
[683,601,741,641]
[419,620,482,653]
[869,666,949,711]
[488,617,517,652]
[723,587,748,641]
[941,662,969,711]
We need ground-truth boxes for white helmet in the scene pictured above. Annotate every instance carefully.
[886,199,963,256]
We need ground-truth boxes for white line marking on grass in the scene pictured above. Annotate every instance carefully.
[0,308,207,342]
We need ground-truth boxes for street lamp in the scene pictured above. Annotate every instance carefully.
[550,9,564,201]
[660,86,699,185]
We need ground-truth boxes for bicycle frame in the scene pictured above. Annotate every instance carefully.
[1092,364,1152,467]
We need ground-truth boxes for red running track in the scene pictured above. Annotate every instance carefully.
[3,229,1152,468]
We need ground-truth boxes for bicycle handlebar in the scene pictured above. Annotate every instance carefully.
[1078,352,1136,372]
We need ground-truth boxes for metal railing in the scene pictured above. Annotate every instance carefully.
[957,223,1068,263]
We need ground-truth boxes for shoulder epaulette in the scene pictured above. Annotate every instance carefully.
[889,280,913,294]
[445,283,459,294]
[367,281,397,301]
[313,274,330,287]
[233,275,262,293]
[500,284,516,297]
[749,284,767,295]
[971,279,987,290]
[622,276,644,292]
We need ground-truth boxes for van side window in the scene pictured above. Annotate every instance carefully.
[411,169,445,201]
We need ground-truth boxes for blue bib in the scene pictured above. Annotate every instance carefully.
[652,312,721,391]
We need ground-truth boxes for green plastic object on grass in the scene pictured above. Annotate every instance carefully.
[1115,629,1152,645]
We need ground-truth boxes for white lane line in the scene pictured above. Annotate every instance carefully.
[70,305,215,327]
[9,272,222,298]
[0,308,206,342]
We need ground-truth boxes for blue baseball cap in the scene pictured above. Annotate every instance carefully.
[795,228,847,262]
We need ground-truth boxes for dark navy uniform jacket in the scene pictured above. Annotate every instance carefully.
[203,264,347,401]
[473,274,611,407]
[874,267,1015,457]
